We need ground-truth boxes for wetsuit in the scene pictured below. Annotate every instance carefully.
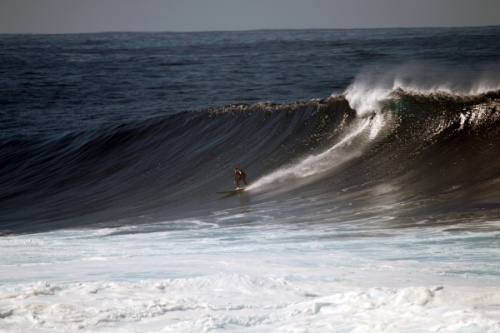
[234,168,248,188]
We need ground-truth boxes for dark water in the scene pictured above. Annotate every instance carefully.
[1,27,500,234]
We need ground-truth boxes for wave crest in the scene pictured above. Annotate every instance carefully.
[342,62,500,116]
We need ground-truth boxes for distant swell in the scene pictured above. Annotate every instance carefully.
[1,89,500,234]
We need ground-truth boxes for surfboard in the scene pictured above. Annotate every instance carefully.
[216,188,245,195]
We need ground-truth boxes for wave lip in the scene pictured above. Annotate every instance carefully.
[343,63,500,116]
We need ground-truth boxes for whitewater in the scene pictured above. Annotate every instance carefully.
[2,222,500,332]
[1,27,500,332]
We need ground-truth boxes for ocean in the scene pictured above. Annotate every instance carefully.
[1,26,500,332]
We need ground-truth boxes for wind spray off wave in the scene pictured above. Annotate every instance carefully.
[344,62,500,116]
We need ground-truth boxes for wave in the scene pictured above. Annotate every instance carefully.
[344,62,500,116]
[1,86,500,234]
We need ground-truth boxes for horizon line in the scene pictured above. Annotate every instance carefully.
[1,24,498,36]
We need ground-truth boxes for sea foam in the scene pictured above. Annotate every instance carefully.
[1,223,499,332]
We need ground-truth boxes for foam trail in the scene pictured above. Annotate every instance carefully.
[248,114,387,191]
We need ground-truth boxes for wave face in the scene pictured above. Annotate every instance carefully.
[1,87,499,234]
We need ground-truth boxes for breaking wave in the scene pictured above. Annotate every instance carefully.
[1,84,500,234]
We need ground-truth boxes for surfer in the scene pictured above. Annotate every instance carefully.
[234,167,248,188]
